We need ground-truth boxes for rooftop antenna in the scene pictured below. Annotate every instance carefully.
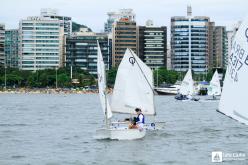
[187,5,192,17]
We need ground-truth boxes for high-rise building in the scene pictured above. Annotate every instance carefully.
[171,6,210,74]
[66,28,111,75]
[41,8,72,36]
[0,24,5,67]
[112,18,137,66]
[5,29,19,68]
[208,22,215,71]
[104,9,135,33]
[19,16,65,70]
[138,20,167,69]
[210,26,227,69]
[226,21,241,68]
[167,43,172,70]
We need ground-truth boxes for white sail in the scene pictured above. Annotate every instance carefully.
[97,42,112,119]
[179,70,194,96]
[218,17,248,125]
[111,48,155,115]
[208,70,221,96]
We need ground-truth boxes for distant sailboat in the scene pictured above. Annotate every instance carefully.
[175,70,199,101]
[218,17,248,125]
[179,70,194,96]
[96,46,156,140]
[207,70,221,99]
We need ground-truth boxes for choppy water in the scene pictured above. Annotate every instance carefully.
[0,94,247,165]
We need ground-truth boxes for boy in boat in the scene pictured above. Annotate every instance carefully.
[129,108,145,129]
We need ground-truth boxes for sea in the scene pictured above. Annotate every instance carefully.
[0,94,247,165]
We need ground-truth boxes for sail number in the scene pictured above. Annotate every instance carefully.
[228,41,248,82]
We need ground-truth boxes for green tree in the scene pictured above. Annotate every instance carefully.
[107,67,117,87]
[154,68,179,86]
[57,73,70,87]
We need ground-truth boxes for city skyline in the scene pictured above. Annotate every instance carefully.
[0,0,247,32]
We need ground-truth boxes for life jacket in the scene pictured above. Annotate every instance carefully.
[137,113,145,124]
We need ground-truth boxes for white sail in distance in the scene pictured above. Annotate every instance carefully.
[111,48,155,115]
[179,70,194,96]
[208,70,221,96]
[97,42,112,119]
[218,17,248,125]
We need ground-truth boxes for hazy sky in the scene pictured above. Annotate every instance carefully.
[0,0,247,32]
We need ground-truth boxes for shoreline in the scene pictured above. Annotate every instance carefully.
[0,88,112,94]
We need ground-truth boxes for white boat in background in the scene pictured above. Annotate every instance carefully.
[96,46,159,140]
[218,17,248,125]
[207,70,221,100]
[154,84,180,95]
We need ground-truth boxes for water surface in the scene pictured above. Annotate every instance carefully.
[0,94,247,165]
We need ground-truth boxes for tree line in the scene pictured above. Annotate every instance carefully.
[0,66,222,89]
[0,67,95,89]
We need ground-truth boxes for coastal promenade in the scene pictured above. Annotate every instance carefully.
[0,88,112,94]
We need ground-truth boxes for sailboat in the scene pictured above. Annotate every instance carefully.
[217,17,248,125]
[175,70,199,101]
[207,70,221,100]
[96,45,155,140]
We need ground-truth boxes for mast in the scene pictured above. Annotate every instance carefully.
[156,67,159,87]
[104,90,109,128]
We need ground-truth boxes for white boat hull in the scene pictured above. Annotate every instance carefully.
[110,121,166,130]
[110,127,146,140]
[154,86,179,95]
[95,127,146,140]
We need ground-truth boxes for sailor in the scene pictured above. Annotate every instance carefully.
[128,108,145,129]
[134,108,145,129]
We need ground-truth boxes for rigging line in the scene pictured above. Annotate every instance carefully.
[129,48,156,95]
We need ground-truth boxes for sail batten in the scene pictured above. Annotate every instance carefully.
[111,49,155,115]
[97,42,112,119]
[218,17,248,125]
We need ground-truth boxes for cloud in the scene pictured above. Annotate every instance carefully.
[0,0,247,31]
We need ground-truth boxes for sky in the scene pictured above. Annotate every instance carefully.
[0,0,247,32]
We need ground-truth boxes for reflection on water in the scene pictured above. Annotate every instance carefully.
[0,94,247,165]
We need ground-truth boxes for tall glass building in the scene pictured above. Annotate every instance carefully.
[66,28,111,75]
[40,8,72,36]
[5,29,19,68]
[19,17,65,70]
[138,20,167,69]
[171,7,210,74]
[211,26,227,69]
[112,19,137,66]
[0,24,5,67]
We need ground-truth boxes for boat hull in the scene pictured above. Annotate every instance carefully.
[155,88,178,95]
[95,127,146,140]
[110,127,146,140]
